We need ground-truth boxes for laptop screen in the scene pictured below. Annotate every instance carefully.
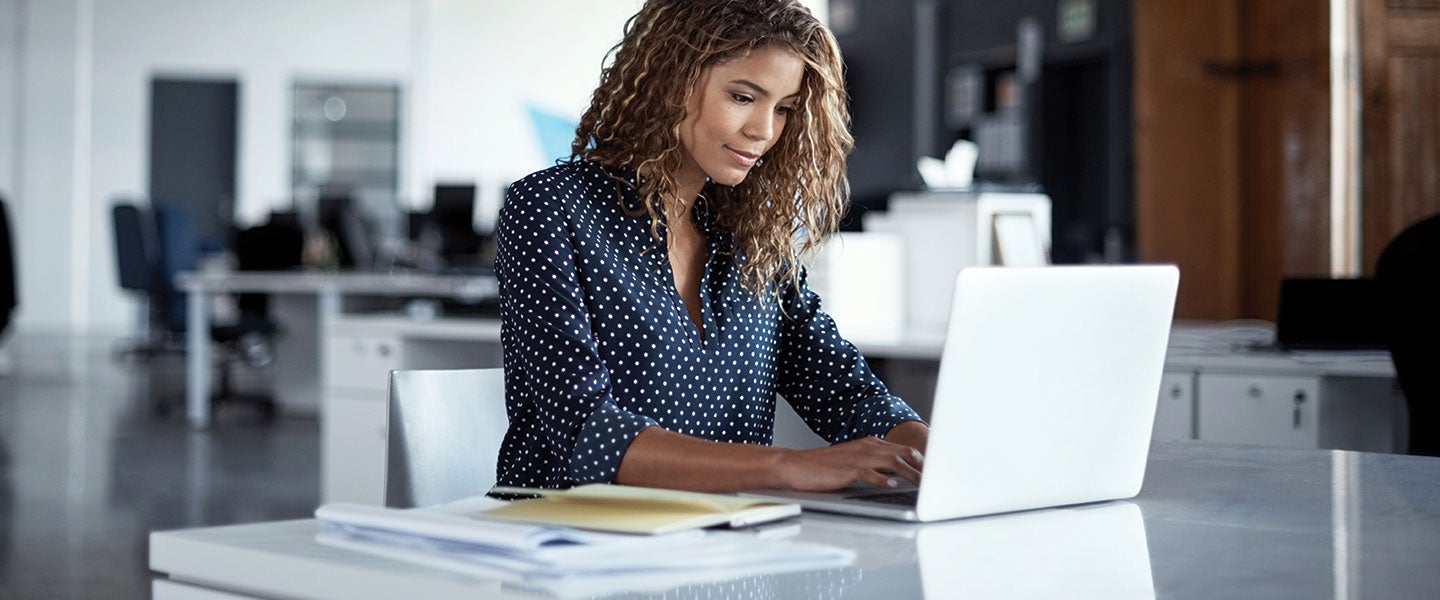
[1275,277,1387,350]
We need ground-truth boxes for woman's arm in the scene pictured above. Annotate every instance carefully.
[772,268,929,446]
[496,170,661,487]
[615,425,925,493]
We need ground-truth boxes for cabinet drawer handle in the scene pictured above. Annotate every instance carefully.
[1247,385,1263,399]
[1170,385,1184,399]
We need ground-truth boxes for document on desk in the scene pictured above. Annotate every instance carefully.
[482,484,801,534]
[314,496,851,598]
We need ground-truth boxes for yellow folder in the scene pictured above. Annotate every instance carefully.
[479,484,801,535]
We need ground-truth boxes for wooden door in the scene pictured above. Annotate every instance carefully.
[1361,0,1440,270]
[1238,0,1332,318]
[1133,1,1243,320]
[1134,0,1331,321]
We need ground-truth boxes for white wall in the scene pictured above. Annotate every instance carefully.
[85,0,423,335]
[413,0,644,231]
[3,0,828,336]
[14,0,85,335]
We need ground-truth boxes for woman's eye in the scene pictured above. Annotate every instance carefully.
[731,93,753,104]
[777,105,796,115]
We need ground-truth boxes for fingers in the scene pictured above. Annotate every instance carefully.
[853,436,924,486]
[777,436,928,491]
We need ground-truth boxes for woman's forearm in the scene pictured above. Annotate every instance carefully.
[614,425,928,493]
[615,427,789,492]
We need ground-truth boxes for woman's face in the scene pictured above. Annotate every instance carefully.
[675,45,805,195]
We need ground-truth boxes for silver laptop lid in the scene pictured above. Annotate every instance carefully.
[917,266,1179,521]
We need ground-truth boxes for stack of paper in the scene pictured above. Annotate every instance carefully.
[315,495,853,598]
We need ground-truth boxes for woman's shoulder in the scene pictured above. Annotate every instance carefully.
[506,160,628,212]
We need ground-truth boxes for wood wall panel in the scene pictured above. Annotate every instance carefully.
[1134,0,1330,321]
[1361,0,1440,271]
[1239,0,1331,320]
[1133,1,1242,320]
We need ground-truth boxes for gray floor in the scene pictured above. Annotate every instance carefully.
[0,334,320,599]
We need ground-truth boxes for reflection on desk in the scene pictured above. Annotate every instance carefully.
[801,502,1152,598]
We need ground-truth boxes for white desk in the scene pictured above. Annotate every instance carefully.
[149,441,1440,599]
[175,271,497,430]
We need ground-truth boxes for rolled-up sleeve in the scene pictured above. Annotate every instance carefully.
[496,178,657,487]
[774,268,925,442]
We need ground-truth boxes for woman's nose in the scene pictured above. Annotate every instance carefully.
[743,111,775,142]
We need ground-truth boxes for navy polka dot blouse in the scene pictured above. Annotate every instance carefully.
[494,160,923,488]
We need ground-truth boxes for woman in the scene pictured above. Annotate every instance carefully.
[495,0,928,493]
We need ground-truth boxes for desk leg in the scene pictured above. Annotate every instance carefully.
[186,290,211,430]
[316,289,340,404]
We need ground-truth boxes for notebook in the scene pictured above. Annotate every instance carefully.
[482,484,800,535]
[739,265,1179,522]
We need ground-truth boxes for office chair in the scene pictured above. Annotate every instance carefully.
[384,368,508,508]
[316,194,375,270]
[1375,213,1440,457]
[0,195,16,374]
[111,202,183,360]
[151,202,279,422]
[232,213,305,322]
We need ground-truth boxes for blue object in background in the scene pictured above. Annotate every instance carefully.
[527,104,579,166]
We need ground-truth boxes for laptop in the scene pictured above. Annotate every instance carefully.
[740,265,1179,522]
[1274,277,1386,350]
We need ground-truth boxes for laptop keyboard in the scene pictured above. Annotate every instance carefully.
[844,490,919,506]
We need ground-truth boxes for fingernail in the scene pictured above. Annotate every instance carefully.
[887,478,898,488]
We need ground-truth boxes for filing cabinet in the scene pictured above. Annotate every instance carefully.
[1193,373,1402,452]
[1197,374,1320,448]
[1152,371,1196,441]
[322,316,503,504]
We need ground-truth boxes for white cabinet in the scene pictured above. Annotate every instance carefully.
[323,332,402,505]
[1197,374,1320,448]
[1152,371,1195,441]
[1194,373,1402,452]
[321,316,503,504]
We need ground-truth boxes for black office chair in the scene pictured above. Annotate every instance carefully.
[151,201,278,421]
[112,202,182,359]
[232,212,305,318]
[1,195,16,344]
[1375,213,1440,457]
[316,193,375,270]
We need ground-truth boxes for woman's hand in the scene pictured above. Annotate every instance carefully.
[773,436,925,492]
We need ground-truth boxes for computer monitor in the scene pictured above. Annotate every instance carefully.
[1275,277,1386,350]
[429,183,484,266]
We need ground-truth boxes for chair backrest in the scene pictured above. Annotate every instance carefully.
[112,203,158,294]
[1,195,15,335]
[1376,213,1440,456]
[385,368,509,508]
[152,202,201,333]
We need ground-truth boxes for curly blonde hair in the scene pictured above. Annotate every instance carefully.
[572,0,853,301]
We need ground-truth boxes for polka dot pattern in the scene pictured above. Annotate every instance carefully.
[494,161,923,488]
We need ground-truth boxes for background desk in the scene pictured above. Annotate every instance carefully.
[175,271,497,430]
[316,318,1406,504]
[150,441,1440,599]
[855,323,1404,453]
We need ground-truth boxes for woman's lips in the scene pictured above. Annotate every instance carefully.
[725,146,759,167]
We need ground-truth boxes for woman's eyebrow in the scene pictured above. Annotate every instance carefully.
[731,79,801,100]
